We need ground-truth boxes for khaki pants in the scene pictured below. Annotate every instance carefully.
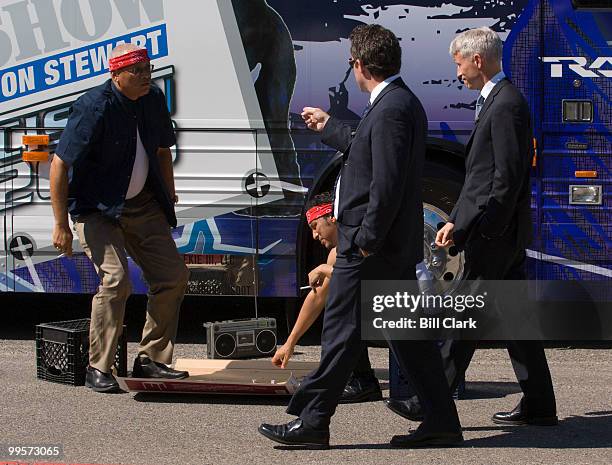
[74,190,189,372]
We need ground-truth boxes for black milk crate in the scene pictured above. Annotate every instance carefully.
[36,318,127,386]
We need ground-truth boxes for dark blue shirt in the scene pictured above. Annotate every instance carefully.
[56,80,177,226]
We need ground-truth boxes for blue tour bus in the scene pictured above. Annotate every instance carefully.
[0,0,609,324]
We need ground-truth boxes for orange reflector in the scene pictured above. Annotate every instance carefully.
[23,151,49,162]
[22,134,49,145]
[575,171,598,178]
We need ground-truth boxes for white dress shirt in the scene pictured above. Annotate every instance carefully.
[480,71,506,102]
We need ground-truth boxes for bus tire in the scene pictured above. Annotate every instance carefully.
[422,160,465,292]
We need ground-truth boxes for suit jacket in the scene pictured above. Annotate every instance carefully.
[321,78,426,266]
[450,79,533,250]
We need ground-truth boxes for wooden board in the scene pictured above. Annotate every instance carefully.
[117,358,319,395]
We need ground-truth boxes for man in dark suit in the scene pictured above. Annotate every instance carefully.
[259,24,462,449]
[435,27,557,426]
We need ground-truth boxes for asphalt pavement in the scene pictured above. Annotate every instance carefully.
[1,339,610,465]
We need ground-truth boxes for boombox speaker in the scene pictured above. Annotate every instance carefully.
[204,318,277,359]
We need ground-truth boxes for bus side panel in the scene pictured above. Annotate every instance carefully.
[0,0,296,296]
[539,1,611,285]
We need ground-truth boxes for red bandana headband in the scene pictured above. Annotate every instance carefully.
[306,203,333,224]
[109,48,150,72]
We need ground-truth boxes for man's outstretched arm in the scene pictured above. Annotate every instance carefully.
[302,107,353,153]
[272,248,336,368]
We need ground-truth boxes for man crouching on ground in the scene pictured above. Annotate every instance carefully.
[273,192,382,403]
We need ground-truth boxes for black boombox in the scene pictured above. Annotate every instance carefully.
[204,318,277,359]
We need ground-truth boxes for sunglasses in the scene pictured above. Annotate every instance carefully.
[123,63,154,76]
[348,57,356,67]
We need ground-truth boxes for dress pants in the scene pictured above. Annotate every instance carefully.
[73,189,189,373]
[443,234,556,415]
[287,250,460,431]
[353,345,374,377]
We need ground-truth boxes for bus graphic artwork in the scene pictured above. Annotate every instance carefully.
[0,1,610,305]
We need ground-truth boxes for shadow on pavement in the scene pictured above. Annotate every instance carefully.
[461,381,522,399]
[296,412,612,450]
[274,444,390,451]
[461,412,612,448]
[585,410,612,415]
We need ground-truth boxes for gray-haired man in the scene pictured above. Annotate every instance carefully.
[436,27,557,426]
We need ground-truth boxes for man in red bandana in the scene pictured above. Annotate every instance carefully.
[272,192,382,403]
[50,44,190,393]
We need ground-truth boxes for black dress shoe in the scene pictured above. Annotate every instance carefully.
[85,366,121,393]
[390,427,463,448]
[339,373,383,403]
[258,418,329,448]
[384,396,424,421]
[492,401,558,426]
[132,357,189,379]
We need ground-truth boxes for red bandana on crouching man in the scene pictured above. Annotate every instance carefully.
[306,203,333,224]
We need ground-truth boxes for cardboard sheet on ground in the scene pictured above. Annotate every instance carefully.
[117,359,319,395]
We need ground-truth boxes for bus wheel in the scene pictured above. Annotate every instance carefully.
[422,161,465,295]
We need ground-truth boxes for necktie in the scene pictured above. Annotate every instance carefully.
[475,95,485,120]
[361,100,372,118]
